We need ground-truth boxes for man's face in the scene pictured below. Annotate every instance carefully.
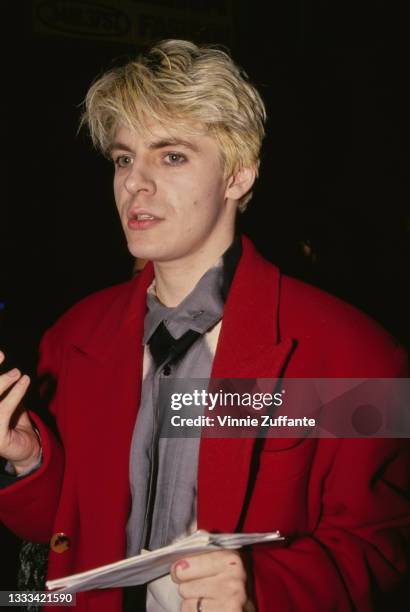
[111,123,237,266]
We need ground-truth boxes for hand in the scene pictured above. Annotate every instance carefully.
[0,350,40,475]
[171,549,254,611]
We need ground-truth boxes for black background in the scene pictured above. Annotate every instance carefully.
[1,0,409,591]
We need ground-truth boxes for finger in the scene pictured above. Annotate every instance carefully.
[178,574,246,602]
[172,550,245,583]
[181,597,242,612]
[0,375,30,420]
[179,576,216,600]
[181,598,212,612]
[0,350,4,365]
[0,368,22,396]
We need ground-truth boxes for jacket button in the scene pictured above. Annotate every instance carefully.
[50,532,70,553]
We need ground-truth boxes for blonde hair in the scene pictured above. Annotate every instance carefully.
[82,39,267,211]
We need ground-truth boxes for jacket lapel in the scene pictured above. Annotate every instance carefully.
[73,262,154,365]
[63,264,156,565]
[197,237,295,532]
[67,262,155,463]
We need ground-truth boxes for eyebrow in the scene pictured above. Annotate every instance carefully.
[110,138,200,153]
[148,138,200,152]
[110,142,133,154]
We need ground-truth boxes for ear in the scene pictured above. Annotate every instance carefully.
[225,166,257,202]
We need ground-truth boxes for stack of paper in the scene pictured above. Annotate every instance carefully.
[46,529,283,593]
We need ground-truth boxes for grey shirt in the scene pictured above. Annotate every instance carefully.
[126,262,225,559]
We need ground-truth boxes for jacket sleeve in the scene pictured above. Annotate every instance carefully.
[252,436,410,611]
[0,325,65,543]
[251,432,410,611]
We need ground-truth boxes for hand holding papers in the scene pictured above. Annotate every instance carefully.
[46,530,283,593]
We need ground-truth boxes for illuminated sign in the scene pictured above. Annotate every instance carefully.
[33,0,233,46]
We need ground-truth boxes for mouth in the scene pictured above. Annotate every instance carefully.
[127,211,163,231]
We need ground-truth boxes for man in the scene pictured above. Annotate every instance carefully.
[0,40,409,612]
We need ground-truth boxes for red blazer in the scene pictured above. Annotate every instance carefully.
[0,236,409,611]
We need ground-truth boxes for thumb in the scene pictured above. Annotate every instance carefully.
[15,408,34,429]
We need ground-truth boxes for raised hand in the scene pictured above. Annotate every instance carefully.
[0,350,41,475]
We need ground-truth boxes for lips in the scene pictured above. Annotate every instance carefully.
[127,209,163,231]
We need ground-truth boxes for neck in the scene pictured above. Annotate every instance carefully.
[153,232,235,307]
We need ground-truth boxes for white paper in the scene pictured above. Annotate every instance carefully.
[46,529,283,593]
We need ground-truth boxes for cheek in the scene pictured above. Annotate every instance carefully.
[113,183,126,214]
[113,181,120,204]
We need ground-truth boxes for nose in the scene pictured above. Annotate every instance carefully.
[124,162,156,196]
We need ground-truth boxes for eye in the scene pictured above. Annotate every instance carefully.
[164,152,186,165]
[114,154,133,168]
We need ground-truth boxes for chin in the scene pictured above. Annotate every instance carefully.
[126,239,164,262]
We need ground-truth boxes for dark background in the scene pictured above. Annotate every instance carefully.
[1,0,409,591]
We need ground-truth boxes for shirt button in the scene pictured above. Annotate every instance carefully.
[162,364,171,376]
[50,532,70,553]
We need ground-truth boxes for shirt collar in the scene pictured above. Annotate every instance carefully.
[143,236,242,344]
